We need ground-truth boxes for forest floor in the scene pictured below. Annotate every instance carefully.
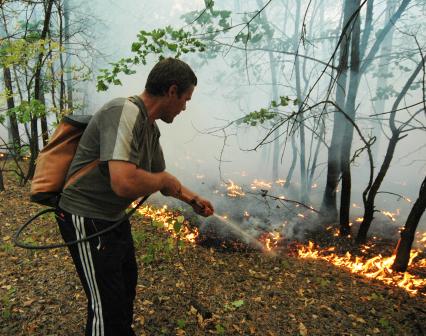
[1,171,425,336]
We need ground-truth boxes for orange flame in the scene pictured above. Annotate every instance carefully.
[298,241,425,296]
[250,179,272,190]
[227,180,245,198]
[259,232,281,251]
[136,204,198,243]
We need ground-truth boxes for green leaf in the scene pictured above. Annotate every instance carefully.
[215,324,225,335]
[173,222,182,233]
[231,299,245,308]
[177,215,185,224]
[131,42,142,52]
[177,319,186,329]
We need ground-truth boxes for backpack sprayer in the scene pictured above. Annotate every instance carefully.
[13,104,149,250]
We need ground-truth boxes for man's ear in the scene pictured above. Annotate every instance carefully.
[167,84,178,97]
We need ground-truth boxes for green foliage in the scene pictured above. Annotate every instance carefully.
[0,242,14,254]
[215,323,225,335]
[1,287,16,320]
[224,299,245,311]
[96,26,206,91]
[237,96,295,127]
[142,237,174,265]
[176,318,186,329]
[8,99,46,124]
[0,38,59,68]
[132,229,146,249]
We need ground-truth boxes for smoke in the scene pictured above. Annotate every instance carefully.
[3,0,425,241]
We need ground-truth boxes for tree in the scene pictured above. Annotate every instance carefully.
[356,55,425,243]
[392,175,426,272]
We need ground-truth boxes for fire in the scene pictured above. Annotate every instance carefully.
[298,241,426,295]
[275,179,286,186]
[227,180,245,198]
[259,232,281,251]
[250,179,272,190]
[381,209,400,222]
[135,204,199,243]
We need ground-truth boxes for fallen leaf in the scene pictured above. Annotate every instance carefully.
[299,322,308,336]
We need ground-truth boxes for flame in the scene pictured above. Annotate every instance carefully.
[227,180,245,198]
[381,209,400,222]
[275,179,286,186]
[355,217,363,222]
[259,232,281,251]
[298,241,426,295]
[250,179,272,190]
[135,204,198,243]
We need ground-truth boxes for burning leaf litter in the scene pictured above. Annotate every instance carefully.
[134,201,426,297]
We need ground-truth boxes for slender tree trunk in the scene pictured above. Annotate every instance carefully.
[294,0,308,203]
[356,59,424,243]
[64,0,73,110]
[356,133,399,242]
[58,0,66,113]
[40,81,49,146]
[339,0,361,235]
[308,121,324,190]
[371,0,396,163]
[3,66,21,155]
[392,176,426,272]
[0,167,4,191]
[320,0,353,221]
[284,135,297,191]
[27,0,54,181]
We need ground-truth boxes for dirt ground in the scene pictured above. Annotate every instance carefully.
[1,173,425,336]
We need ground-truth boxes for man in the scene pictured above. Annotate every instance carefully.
[56,58,214,336]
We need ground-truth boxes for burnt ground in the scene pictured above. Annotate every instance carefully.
[1,172,425,336]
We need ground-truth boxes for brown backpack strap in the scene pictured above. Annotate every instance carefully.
[64,159,100,189]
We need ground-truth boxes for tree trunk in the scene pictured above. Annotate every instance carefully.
[371,0,396,163]
[356,58,424,244]
[294,0,308,203]
[27,0,54,181]
[392,176,426,272]
[3,66,21,155]
[284,135,297,191]
[320,0,354,220]
[339,0,361,235]
[356,133,399,243]
[321,0,411,222]
[0,168,4,191]
[64,0,73,111]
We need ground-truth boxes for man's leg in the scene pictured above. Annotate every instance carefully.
[121,220,138,332]
[56,209,135,336]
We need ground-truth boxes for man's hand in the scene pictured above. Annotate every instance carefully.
[190,196,214,217]
[160,172,182,197]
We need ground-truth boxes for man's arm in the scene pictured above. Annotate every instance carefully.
[175,185,214,217]
[109,160,181,199]
[109,160,214,216]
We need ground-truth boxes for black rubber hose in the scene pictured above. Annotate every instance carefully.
[13,195,149,250]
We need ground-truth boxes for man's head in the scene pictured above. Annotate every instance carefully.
[145,58,197,123]
[145,58,197,97]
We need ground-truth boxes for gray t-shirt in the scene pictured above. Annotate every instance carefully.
[59,96,166,221]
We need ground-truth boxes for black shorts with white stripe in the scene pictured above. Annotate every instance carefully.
[56,208,137,336]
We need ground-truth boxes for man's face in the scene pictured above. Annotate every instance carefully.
[161,85,195,123]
